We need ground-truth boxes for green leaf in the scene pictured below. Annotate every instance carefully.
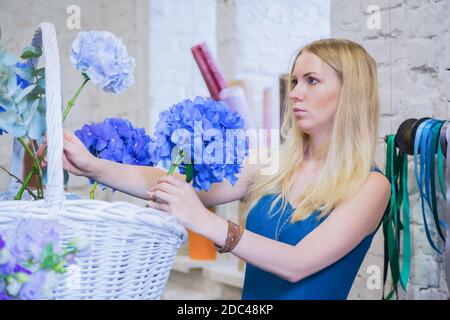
[40,243,56,269]
[185,163,194,183]
[37,77,45,90]
[26,84,45,100]
[53,260,67,273]
[42,167,47,185]
[33,67,45,78]
[20,46,42,59]
[16,65,33,83]
[14,84,36,104]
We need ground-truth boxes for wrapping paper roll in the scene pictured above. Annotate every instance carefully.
[263,87,272,148]
[219,86,255,131]
[191,43,227,100]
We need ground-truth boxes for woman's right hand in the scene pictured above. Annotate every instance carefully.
[37,130,98,178]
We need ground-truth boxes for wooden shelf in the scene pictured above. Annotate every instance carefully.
[171,255,244,289]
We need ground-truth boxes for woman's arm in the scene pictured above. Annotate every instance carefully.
[89,159,179,200]
[88,149,260,204]
[148,172,390,283]
[48,130,260,205]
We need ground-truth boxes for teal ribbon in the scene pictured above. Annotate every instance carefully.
[383,134,410,299]
[444,123,450,291]
[413,119,445,254]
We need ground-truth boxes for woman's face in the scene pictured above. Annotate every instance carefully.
[289,51,342,136]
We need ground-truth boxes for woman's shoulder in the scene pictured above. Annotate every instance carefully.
[370,165,390,185]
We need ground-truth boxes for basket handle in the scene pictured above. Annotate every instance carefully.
[32,23,65,207]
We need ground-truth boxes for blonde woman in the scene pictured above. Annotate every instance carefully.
[41,38,391,299]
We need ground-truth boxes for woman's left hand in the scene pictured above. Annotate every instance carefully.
[146,175,210,231]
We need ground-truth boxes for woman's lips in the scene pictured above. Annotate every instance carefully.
[293,107,307,115]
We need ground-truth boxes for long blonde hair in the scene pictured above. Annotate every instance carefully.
[244,38,380,223]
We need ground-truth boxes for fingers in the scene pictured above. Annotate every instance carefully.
[147,189,172,204]
[156,175,184,187]
[146,200,170,212]
[149,182,179,196]
[63,130,82,145]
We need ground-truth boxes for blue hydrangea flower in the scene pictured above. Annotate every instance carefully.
[75,117,159,188]
[153,96,249,191]
[70,31,135,94]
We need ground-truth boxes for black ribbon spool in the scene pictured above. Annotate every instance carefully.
[386,117,448,157]
[394,118,417,155]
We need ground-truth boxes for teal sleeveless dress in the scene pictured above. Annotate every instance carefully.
[242,167,388,300]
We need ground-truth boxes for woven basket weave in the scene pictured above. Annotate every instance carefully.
[0,23,187,299]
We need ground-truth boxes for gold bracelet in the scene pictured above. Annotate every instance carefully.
[215,220,244,254]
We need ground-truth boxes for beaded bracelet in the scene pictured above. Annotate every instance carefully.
[215,220,244,254]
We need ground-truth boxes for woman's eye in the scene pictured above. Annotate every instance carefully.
[291,79,298,86]
[308,77,318,85]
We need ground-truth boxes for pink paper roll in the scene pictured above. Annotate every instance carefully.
[191,45,220,100]
[219,86,255,130]
[263,87,272,148]
[191,43,228,100]
[200,43,228,91]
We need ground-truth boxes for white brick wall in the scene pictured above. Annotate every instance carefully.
[147,0,217,135]
[332,0,450,300]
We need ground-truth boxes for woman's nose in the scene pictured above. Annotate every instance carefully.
[288,84,305,101]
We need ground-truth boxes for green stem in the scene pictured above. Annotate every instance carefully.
[168,164,177,175]
[0,163,38,199]
[17,136,34,160]
[28,141,44,197]
[63,76,89,121]
[15,77,89,200]
[89,181,98,199]
[167,149,185,175]
[17,137,43,198]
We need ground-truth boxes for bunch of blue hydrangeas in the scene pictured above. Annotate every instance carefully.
[153,96,249,191]
[75,117,159,188]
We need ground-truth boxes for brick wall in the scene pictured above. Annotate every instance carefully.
[331,0,450,299]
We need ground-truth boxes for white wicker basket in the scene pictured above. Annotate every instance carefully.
[0,23,187,299]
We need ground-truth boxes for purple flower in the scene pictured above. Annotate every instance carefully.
[70,31,135,94]
[0,291,11,300]
[0,217,86,300]
[153,96,249,191]
[75,118,159,188]
[2,218,61,265]
[19,270,46,300]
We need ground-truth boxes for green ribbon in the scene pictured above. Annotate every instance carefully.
[383,134,411,299]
